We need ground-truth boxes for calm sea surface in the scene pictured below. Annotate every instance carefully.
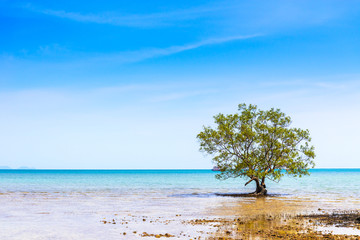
[0,169,359,239]
[1,169,359,197]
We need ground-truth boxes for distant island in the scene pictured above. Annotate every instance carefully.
[0,166,35,169]
[0,166,11,169]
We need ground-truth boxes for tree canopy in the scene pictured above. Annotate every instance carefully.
[197,103,315,195]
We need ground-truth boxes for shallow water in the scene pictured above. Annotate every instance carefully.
[0,169,359,239]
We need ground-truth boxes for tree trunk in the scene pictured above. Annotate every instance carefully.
[254,178,267,195]
[245,177,267,195]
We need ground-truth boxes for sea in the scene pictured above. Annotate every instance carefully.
[0,169,359,239]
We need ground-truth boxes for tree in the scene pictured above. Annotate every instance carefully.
[197,103,315,195]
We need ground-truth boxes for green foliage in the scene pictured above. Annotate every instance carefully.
[197,103,315,183]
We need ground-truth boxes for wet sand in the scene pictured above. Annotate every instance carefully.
[98,196,360,239]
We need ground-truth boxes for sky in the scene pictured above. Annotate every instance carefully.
[1,0,360,169]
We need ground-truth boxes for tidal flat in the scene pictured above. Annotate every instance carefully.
[1,191,359,239]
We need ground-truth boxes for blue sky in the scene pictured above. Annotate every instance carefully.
[1,0,360,169]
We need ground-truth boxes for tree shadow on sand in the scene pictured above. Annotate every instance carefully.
[170,192,289,198]
[215,192,287,198]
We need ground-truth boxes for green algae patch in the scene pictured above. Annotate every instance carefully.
[186,209,360,239]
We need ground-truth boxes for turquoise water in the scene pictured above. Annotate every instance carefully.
[0,169,359,239]
[1,169,360,198]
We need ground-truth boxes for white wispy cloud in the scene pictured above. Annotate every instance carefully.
[23,0,346,29]
[23,3,227,27]
[84,34,261,64]
[0,34,261,82]
[0,34,260,66]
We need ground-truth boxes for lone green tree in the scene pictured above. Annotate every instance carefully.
[197,104,315,195]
